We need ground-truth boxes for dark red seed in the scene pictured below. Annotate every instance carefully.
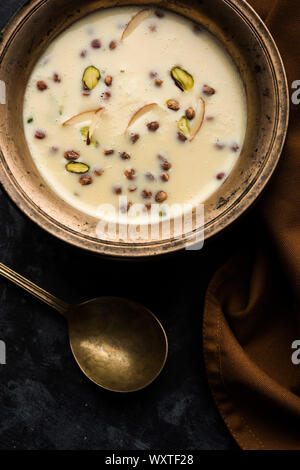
[94,169,104,176]
[120,152,131,160]
[130,133,140,144]
[79,175,93,185]
[64,150,80,161]
[124,169,136,180]
[109,40,117,50]
[231,143,240,152]
[142,189,152,199]
[53,73,61,83]
[91,39,102,49]
[101,91,111,101]
[36,81,48,91]
[113,185,122,195]
[104,149,114,156]
[177,131,187,142]
[80,49,87,58]
[147,121,160,132]
[149,71,158,79]
[215,141,225,150]
[35,130,46,139]
[217,172,225,180]
[145,172,155,181]
[82,89,91,96]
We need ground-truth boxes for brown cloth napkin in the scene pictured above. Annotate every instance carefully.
[203,0,300,450]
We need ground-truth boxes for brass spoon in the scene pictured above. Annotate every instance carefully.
[0,262,168,392]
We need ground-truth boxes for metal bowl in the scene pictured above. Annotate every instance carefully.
[0,0,289,257]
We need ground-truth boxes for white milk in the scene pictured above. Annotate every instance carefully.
[23,6,247,223]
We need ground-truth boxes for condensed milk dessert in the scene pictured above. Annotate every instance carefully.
[23,6,247,223]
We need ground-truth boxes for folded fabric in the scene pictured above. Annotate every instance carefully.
[203,0,300,450]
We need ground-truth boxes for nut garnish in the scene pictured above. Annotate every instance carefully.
[104,75,113,86]
[130,133,140,144]
[167,99,180,111]
[109,40,117,50]
[160,160,171,171]
[82,66,101,90]
[80,126,98,147]
[94,169,104,176]
[125,103,158,133]
[34,130,46,139]
[231,143,240,152]
[113,185,122,195]
[215,141,225,150]
[64,150,80,161]
[124,169,136,180]
[91,39,102,49]
[155,78,163,87]
[189,97,206,141]
[37,81,48,91]
[145,171,155,181]
[104,149,114,155]
[155,191,168,202]
[147,121,160,132]
[185,107,195,120]
[171,67,194,91]
[177,131,187,142]
[202,84,215,96]
[121,9,152,41]
[79,175,93,185]
[121,152,131,160]
[161,173,169,182]
[65,161,89,174]
[142,189,152,199]
[128,185,137,192]
[53,73,61,83]
[101,91,111,101]
[178,116,190,135]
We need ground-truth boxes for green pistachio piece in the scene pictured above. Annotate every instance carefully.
[82,66,101,90]
[65,161,90,174]
[171,67,194,91]
[80,126,98,147]
[178,116,190,135]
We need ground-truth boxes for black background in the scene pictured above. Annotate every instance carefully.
[0,0,240,450]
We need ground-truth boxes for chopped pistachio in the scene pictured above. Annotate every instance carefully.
[82,65,101,90]
[178,116,190,135]
[171,67,194,91]
[80,126,98,147]
[65,161,90,174]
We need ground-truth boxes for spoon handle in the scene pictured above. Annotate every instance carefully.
[0,262,69,315]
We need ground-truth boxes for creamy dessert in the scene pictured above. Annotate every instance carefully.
[23,6,247,223]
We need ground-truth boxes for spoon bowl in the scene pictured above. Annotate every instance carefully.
[67,297,168,392]
[0,262,168,392]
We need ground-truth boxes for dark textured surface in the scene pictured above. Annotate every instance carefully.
[0,0,239,450]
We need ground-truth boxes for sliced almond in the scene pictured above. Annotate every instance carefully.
[121,9,152,40]
[62,108,104,127]
[190,98,205,141]
[88,108,105,141]
[124,103,158,133]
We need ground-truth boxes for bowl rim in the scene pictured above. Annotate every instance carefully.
[0,0,289,257]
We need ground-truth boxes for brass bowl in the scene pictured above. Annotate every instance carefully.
[0,0,289,257]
